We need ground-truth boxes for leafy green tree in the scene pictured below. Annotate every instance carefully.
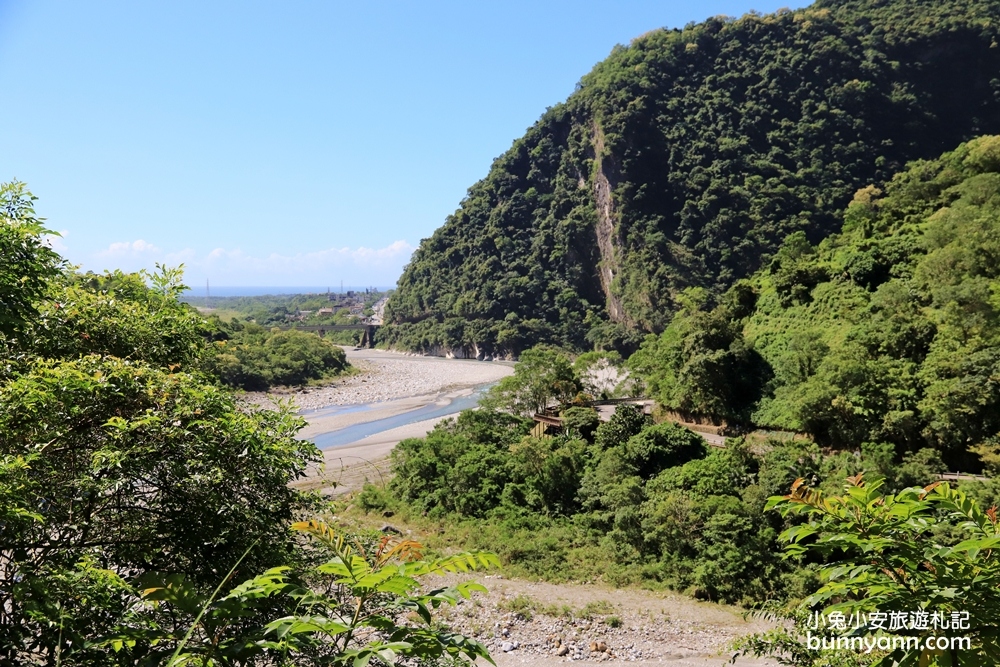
[206,321,349,390]
[389,410,531,518]
[560,406,600,441]
[593,404,648,452]
[0,190,330,664]
[629,288,769,425]
[739,476,1000,665]
[769,232,830,307]
[505,435,588,516]
[20,268,209,371]
[622,422,706,480]
[0,357,318,662]
[482,345,581,416]
[0,181,63,339]
[104,521,497,666]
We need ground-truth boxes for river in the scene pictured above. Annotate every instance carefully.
[303,383,493,449]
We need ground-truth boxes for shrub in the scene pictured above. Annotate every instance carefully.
[623,422,707,479]
[561,406,600,441]
[206,322,349,390]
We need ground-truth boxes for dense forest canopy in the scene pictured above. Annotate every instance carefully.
[372,137,1000,660]
[630,135,1000,468]
[383,0,1000,356]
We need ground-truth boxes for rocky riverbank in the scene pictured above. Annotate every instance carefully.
[422,574,778,667]
[244,348,513,411]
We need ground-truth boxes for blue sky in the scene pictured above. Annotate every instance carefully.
[1,0,804,287]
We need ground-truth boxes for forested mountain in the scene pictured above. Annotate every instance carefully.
[384,0,1000,356]
[629,135,1000,466]
[374,135,1000,628]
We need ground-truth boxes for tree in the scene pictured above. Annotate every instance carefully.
[482,345,581,416]
[593,404,649,452]
[739,476,1000,665]
[0,181,63,339]
[628,289,770,425]
[622,422,706,480]
[0,192,329,663]
[560,406,600,441]
[0,356,318,662]
[23,268,209,370]
[389,410,531,518]
[104,521,497,666]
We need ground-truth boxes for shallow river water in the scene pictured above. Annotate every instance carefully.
[303,384,492,449]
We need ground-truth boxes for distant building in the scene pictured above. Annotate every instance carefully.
[317,308,334,316]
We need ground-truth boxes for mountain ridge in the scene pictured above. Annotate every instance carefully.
[384,0,1000,356]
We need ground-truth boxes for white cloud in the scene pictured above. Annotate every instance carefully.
[42,230,70,254]
[97,239,161,257]
[84,239,416,286]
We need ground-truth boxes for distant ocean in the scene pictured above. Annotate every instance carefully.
[181,286,394,298]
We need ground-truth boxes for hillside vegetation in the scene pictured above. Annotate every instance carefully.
[384,0,1000,355]
[365,139,1000,663]
[630,135,1000,467]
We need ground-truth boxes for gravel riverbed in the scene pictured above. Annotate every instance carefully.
[243,349,513,411]
[420,575,778,667]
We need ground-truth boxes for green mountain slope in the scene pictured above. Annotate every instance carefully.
[384,0,1000,356]
[630,135,1000,465]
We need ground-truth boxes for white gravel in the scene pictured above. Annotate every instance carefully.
[243,349,514,411]
[421,575,779,667]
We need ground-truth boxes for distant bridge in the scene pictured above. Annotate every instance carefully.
[275,324,380,348]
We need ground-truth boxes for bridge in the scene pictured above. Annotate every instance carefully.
[275,324,380,347]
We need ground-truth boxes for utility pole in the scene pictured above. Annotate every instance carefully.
[206,279,210,309]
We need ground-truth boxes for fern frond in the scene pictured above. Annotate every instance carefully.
[292,519,353,560]
[378,539,425,566]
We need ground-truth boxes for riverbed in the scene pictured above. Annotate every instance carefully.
[268,348,514,495]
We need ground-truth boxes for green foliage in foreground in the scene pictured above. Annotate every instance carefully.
[630,136,1000,468]
[0,181,63,338]
[0,182,491,665]
[385,0,1000,356]
[0,183,313,662]
[205,319,350,390]
[383,404,956,606]
[102,521,496,667]
[737,477,1000,666]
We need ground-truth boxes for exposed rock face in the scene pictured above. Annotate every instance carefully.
[415,344,515,361]
[591,122,628,326]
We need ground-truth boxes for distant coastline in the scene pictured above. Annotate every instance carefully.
[181,285,395,298]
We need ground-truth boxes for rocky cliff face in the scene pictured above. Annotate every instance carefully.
[591,122,628,327]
